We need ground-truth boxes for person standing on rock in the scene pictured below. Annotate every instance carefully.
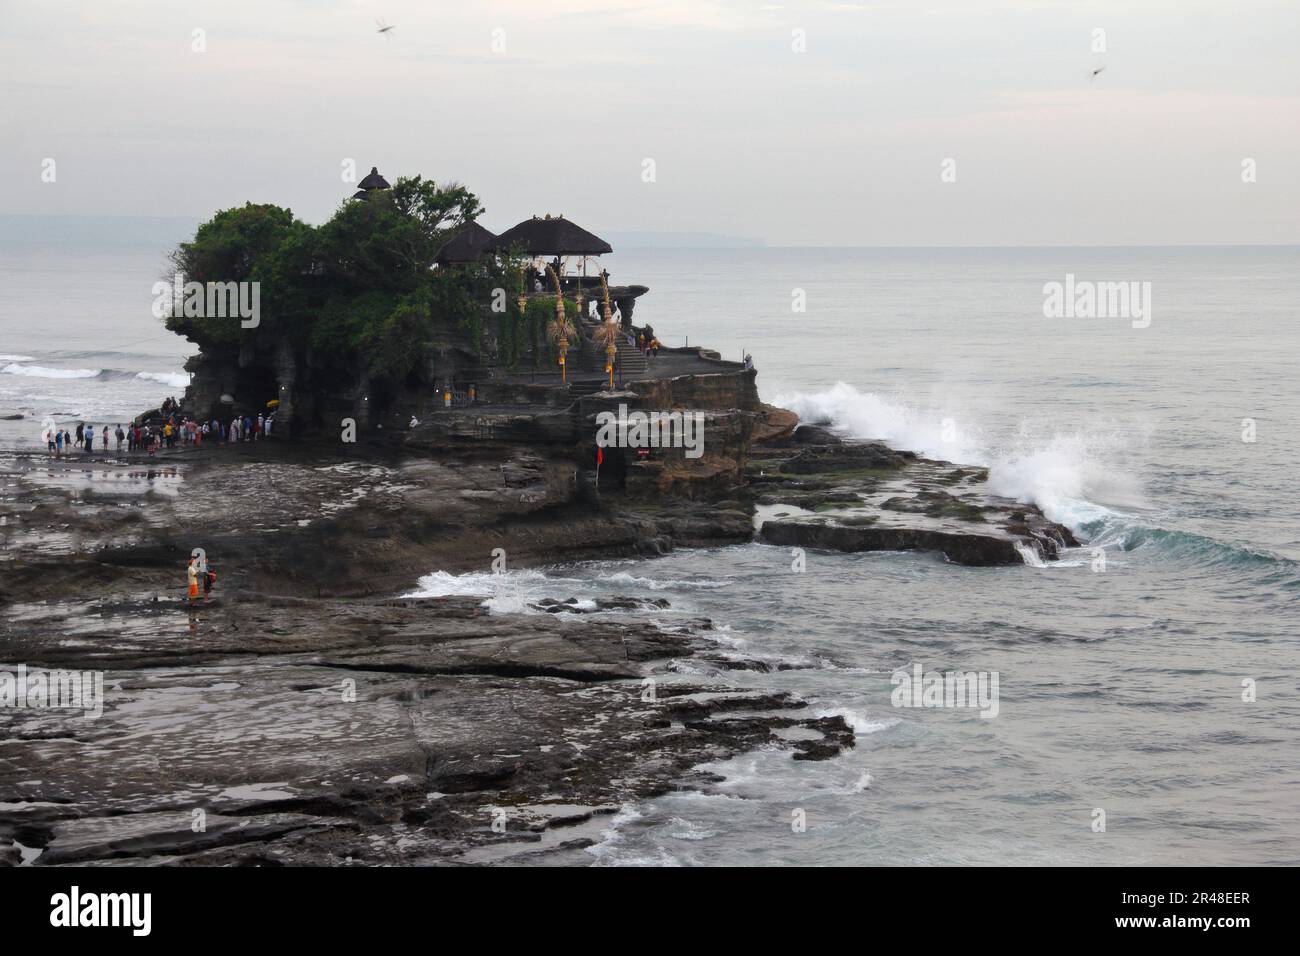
[54,428,64,457]
[85,426,94,453]
[75,423,83,448]
[186,556,199,603]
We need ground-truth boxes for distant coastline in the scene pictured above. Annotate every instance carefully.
[598,230,766,249]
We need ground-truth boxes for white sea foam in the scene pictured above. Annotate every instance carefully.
[596,570,727,591]
[135,370,189,388]
[1013,542,1048,568]
[2,363,100,379]
[984,433,1141,530]
[402,565,726,616]
[813,707,901,737]
[402,568,605,615]
[666,816,717,841]
[774,382,1144,532]
[406,569,551,598]
[407,569,539,612]
[0,354,35,362]
[584,803,679,866]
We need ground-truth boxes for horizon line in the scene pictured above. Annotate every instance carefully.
[0,215,1296,251]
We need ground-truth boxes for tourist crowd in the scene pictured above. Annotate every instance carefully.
[42,398,276,458]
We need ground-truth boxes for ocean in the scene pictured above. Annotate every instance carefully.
[3,238,1297,865]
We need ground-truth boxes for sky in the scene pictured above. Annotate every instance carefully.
[1,0,1297,246]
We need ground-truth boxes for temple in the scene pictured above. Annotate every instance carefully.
[178,166,758,496]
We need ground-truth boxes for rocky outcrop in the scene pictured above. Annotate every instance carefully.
[761,519,1029,566]
[751,404,799,445]
[0,447,851,865]
[749,430,1078,566]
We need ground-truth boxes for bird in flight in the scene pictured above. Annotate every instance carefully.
[1089,65,1106,82]
[376,18,395,37]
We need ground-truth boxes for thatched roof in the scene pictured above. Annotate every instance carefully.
[435,220,499,264]
[357,166,390,190]
[351,189,371,201]
[488,214,612,256]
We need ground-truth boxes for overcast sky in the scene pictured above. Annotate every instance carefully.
[2,0,1297,245]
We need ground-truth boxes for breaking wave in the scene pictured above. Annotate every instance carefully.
[135,371,189,388]
[775,382,1294,575]
[773,382,1142,532]
[2,363,188,389]
[3,363,100,379]
[1118,526,1296,573]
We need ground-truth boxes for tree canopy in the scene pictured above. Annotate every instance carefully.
[165,176,523,382]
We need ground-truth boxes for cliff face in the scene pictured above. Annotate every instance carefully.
[184,339,299,429]
[577,373,761,500]
[181,332,478,437]
[397,368,779,502]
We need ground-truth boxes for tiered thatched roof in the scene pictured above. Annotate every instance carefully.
[435,220,499,264]
[357,166,391,190]
[488,214,612,256]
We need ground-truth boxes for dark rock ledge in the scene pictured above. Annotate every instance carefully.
[0,589,852,866]
[750,425,1078,566]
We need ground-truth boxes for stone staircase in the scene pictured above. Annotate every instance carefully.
[585,334,647,377]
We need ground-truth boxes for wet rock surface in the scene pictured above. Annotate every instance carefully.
[0,441,846,866]
[749,430,1078,566]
